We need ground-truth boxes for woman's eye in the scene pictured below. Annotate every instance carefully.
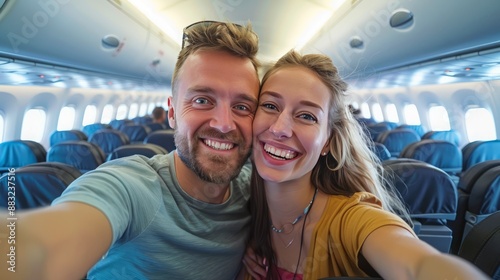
[299,113,317,122]
[262,103,277,110]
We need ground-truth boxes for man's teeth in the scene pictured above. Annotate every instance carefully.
[204,139,233,150]
[264,143,297,160]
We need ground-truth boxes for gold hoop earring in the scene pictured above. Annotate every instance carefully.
[325,153,339,171]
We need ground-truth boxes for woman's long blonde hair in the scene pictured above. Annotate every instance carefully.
[248,50,409,278]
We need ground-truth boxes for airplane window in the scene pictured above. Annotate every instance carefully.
[21,109,46,142]
[371,103,384,123]
[361,103,371,118]
[0,113,4,142]
[148,102,156,114]
[128,103,139,119]
[82,105,97,126]
[139,103,148,116]
[428,106,451,131]
[101,104,114,124]
[403,104,421,125]
[57,106,76,130]
[116,104,128,120]
[465,107,497,141]
[385,103,399,123]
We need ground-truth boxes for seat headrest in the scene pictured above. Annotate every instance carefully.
[0,140,46,169]
[106,143,168,161]
[47,141,105,173]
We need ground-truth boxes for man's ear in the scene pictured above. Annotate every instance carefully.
[167,96,176,129]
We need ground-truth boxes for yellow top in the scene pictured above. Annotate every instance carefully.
[304,192,415,279]
[245,192,416,279]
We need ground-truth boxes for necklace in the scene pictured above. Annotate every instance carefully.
[293,187,318,280]
[271,187,318,234]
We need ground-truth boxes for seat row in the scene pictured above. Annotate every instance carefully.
[372,139,500,177]
[382,158,500,256]
[0,129,176,175]
[53,121,170,147]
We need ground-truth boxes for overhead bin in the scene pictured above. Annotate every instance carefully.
[0,0,179,86]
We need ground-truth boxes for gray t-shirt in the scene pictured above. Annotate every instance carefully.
[52,152,251,280]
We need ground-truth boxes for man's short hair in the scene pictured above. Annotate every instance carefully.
[171,21,260,98]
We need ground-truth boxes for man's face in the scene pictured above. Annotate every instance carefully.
[168,50,259,184]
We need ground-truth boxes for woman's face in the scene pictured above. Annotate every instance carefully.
[253,66,331,184]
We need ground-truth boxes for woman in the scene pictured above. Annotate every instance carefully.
[243,50,488,280]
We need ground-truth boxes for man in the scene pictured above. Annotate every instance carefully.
[151,106,167,124]
[0,21,260,280]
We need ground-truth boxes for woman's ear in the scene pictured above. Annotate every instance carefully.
[321,139,330,156]
[167,96,176,129]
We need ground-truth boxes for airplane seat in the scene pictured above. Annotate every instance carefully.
[132,116,153,124]
[366,122,392,142]
[82,123,112,138]
[448,160,500,254]
[49,129,88,146]
[109,119,134,130]
[143,129,176,152]
[396,124,426,137]
[462,165,500,242]
[379,121,399,130]
[457,210,500,279]
[46,140,106,173]
[399,139,462,179]
[462,139,500,173]
[356,117,376,126]
[0,140,47,175]
[145,122,167,132]
[370,142,391,161]
[88,129,130,157]
[383,159,457,252]
[106,143,168,161]
[0,162,81,209]
[422,130,461,147]
[376,129,421,158]
[119,124,152,143]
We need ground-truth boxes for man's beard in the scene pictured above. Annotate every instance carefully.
[174,129,251,184]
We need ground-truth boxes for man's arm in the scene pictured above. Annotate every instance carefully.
[1,202,112,280]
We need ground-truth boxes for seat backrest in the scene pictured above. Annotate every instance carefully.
[458,210,500,279]
[106,143,168,161]
[143,129,176,152]
[383,160,457,225]
[448,160,500,254]
[119,124,152,143]
[82,123,112,138]
[46,140,106,173]
[462,139,500,172]
[50,129,88,146]
[371,142,391,161]
[376,129,421,158]
[88,129,130,157]
[468,165,500,218]
[132,116,153,124]
[0,140,47,174]
[396,124,426,137]
[422,130,461,147]
[108,119,134,130]
[145,122,167,132]
[0,162,81,209]
[400,139,462,175]
[366,122,391,142]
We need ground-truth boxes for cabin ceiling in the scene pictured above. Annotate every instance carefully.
[0,0,499,91]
